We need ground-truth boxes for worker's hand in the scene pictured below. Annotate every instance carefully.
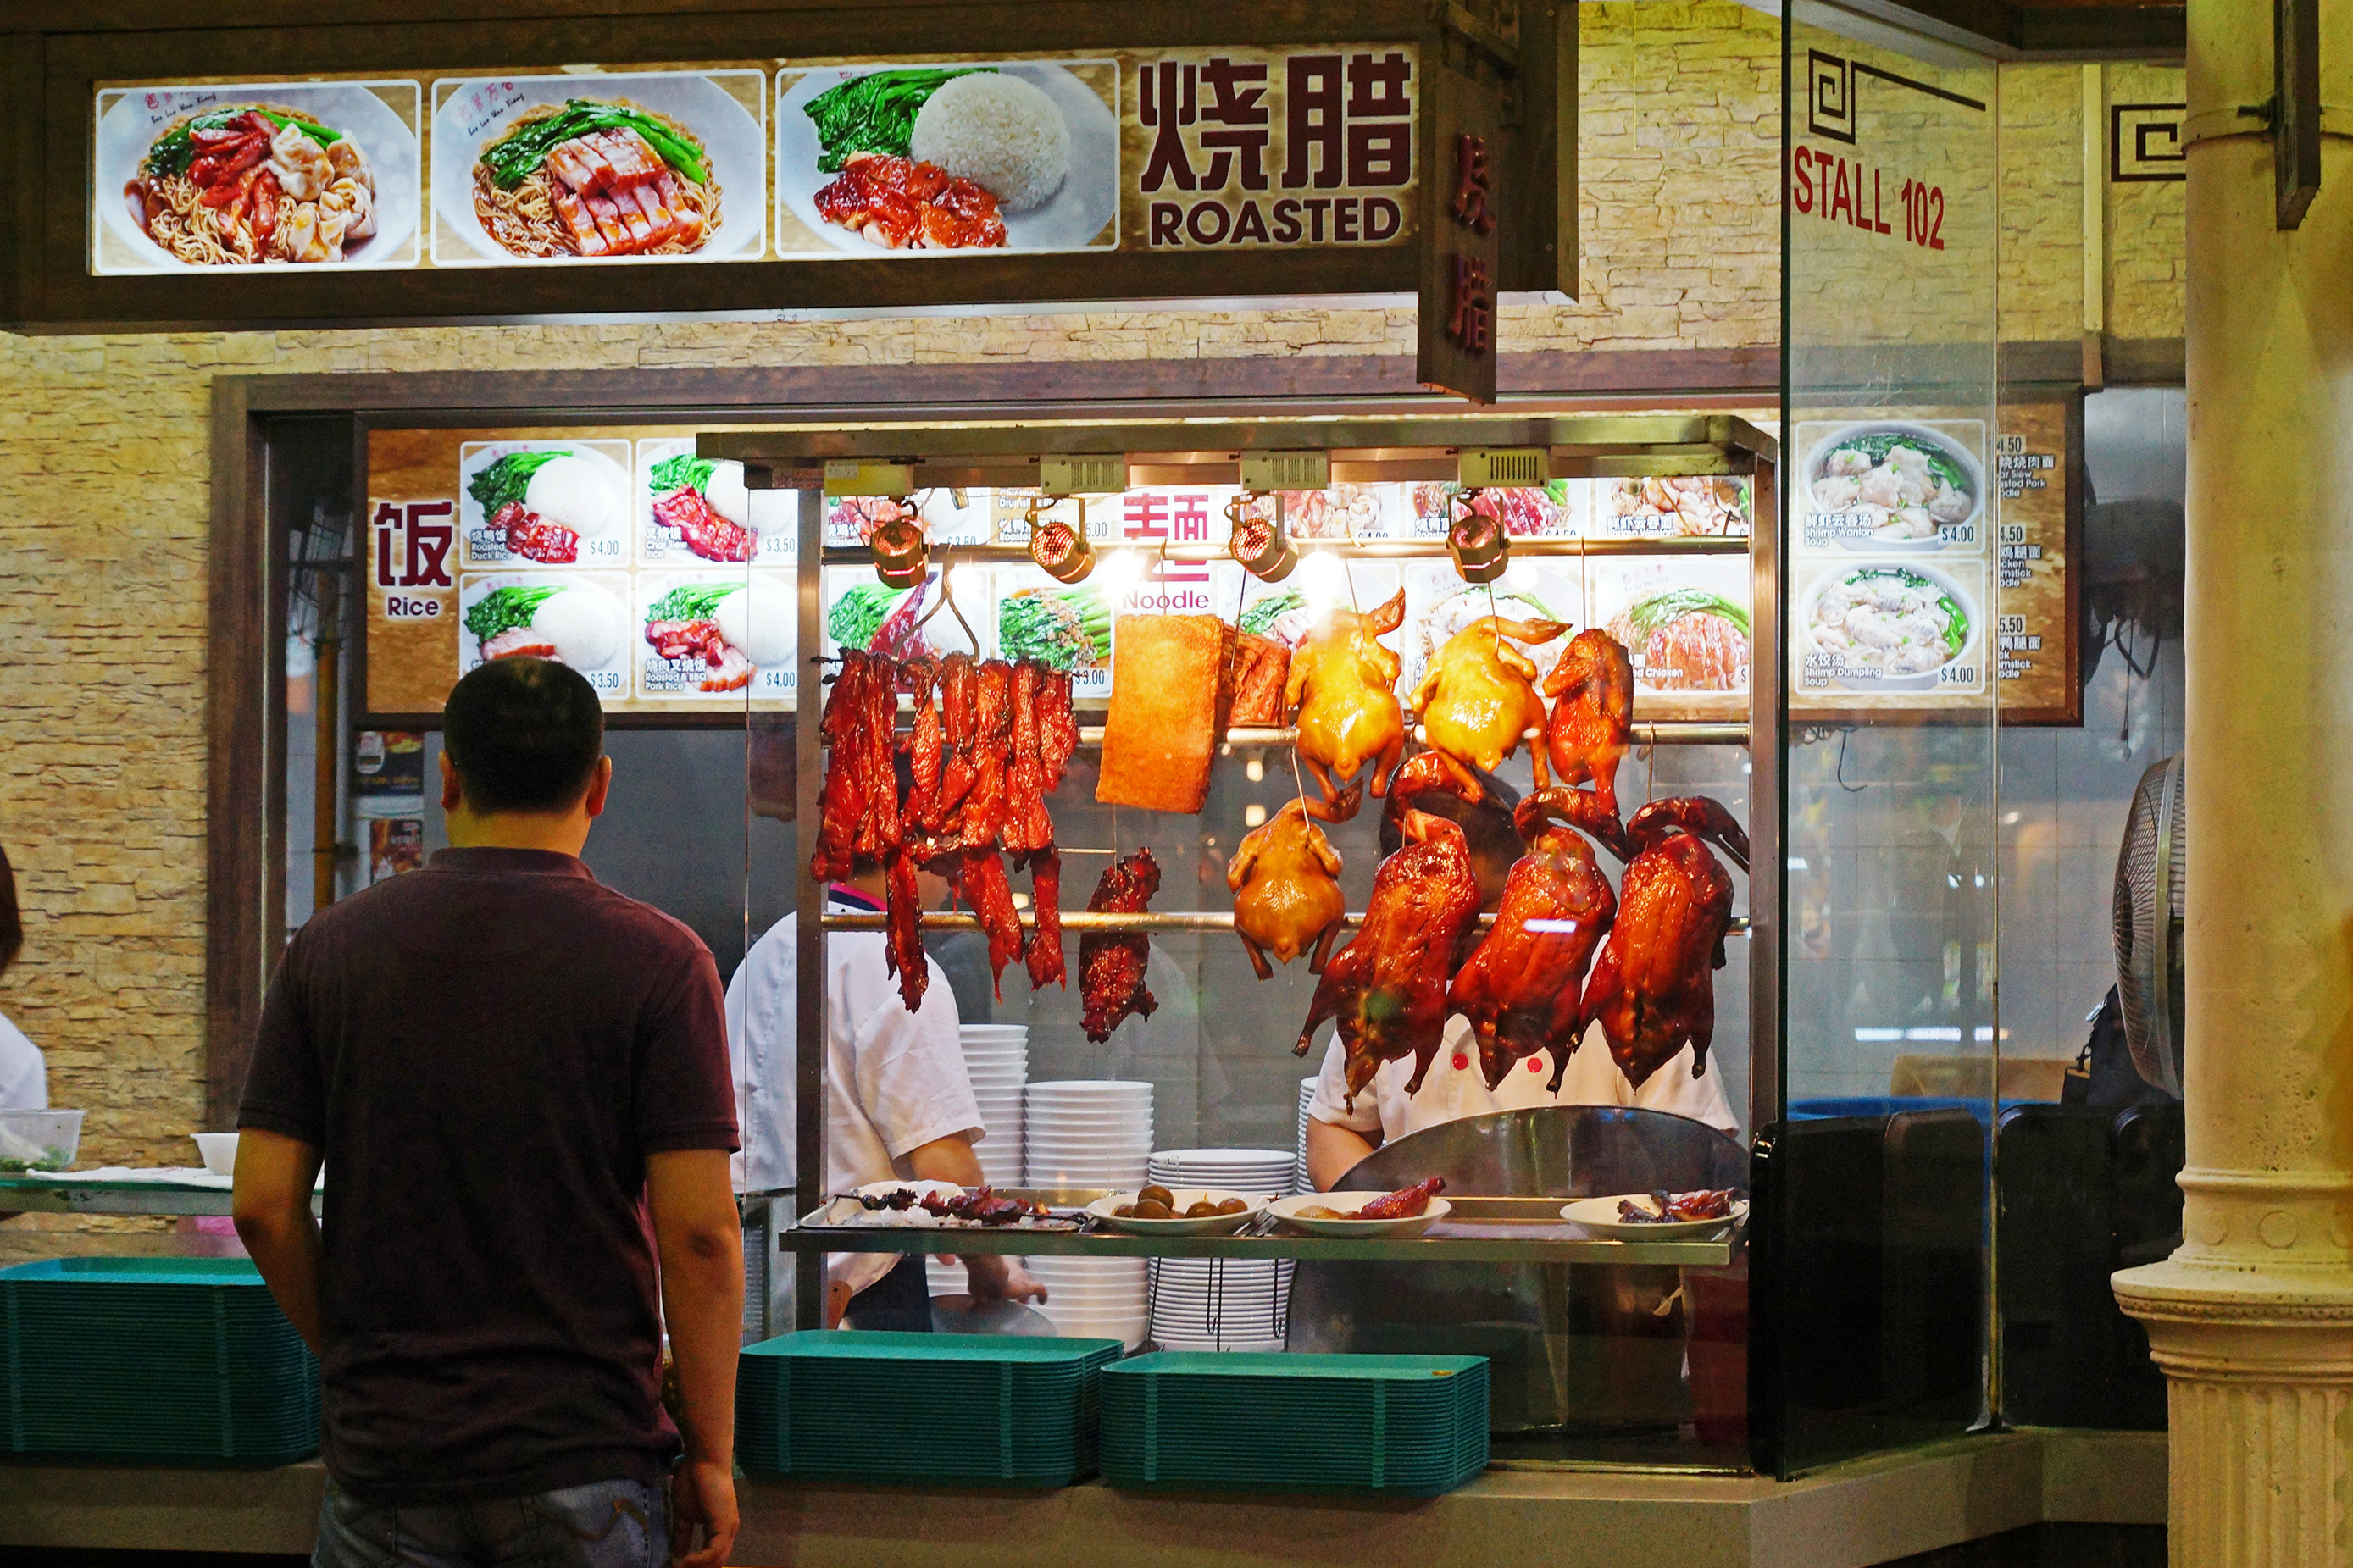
[670,1456,739,1568]
[961,1255,1048,1305]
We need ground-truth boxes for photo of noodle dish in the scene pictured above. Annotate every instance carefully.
[1802,422,1982,550]
[93,83,419,272]
[777,62,1120,255]
[431,73,764,264]
[1802,562,1978,691]
[458,442,629,567]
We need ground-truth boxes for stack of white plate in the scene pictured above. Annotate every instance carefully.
[961,1026,1029,1188]
[1024,1255,1152,1349]
[1024,1081,1154,1190]
[1145,1148,1298,1354]
[1294,1077,1319,1195]
[930,1025,1031,1300]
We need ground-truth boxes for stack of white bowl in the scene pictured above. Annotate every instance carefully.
[1022,1080,1154,1190]
[1020,1081,1156,1348]
[929,1024,1031,1300]
[1145,1148,1297,1354]
[1294,1077,1319,1195]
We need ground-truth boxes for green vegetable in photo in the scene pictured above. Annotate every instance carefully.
[803,68,990,171]
[648,584,741,624]
[649,452,722,497]
[482,100,709,190]
[468,451,569,518]
[464,585,563,644]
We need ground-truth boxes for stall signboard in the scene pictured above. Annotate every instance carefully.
[94,49,1418,277]
[1787,406,2077,724]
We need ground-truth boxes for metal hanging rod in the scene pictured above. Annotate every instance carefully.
[833,721,1750,749]
[817,535,1750,568]
[823,911,1754,935]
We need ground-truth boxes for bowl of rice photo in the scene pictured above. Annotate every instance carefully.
[92,81,422,273]
[775,60,1121,255]
[430,71,767,265]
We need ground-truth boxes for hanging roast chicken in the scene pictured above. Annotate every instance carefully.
[1581,796,1751,1087]
[1294,753,1484,1110]
[1542,629,1636,823]
[1285,589,1407,813]
[1225,784,1360,978]
[1411,615,1568,778]
[1447,791,1620,1092]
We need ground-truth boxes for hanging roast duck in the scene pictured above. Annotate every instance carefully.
[1542,628,1636,824]
[1581,796,1750,1087]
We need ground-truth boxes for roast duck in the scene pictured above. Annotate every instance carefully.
[1446,790,1620,1092]
[1543,629,1636,827]
[1225,784,1359,979]
[1410,615,1567,778]
[1295,752,1485,1111]
[1581,795,1750,1088]
[1285,589,1407,813]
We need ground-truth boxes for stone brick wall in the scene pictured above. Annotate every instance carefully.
[0,6,2179,1233]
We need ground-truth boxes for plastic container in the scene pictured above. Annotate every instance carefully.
[193,1132,240,1176]
[0,1109,83,1172]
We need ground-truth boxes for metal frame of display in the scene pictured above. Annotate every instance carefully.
[709,413,1779,1326]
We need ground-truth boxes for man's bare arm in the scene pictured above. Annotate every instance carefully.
[646,1149,742,1568]
[230,1128,325,1354]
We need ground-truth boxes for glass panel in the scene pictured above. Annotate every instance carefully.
[1766,3,2000,1476]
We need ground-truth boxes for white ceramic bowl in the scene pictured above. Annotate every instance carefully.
[93,82,423,273]
[1561,1194,1749,1238]
[0,1110,84,1172]
[1268,1191,1451,1239]
[1086,1190,1268,1236]
[1801,419,1986,549]
[1799,560,1980,693]
[193,1132,241,1177]
[432,71,766,264]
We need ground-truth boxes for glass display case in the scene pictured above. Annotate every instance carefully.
[701,415,1775,1470]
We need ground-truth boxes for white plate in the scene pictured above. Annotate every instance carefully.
[1268,1191,1451,1239]
[1561,1195,1749,1238]
[432,72,766,265]
[94,81,422,273]
[960,1025,1031,1041]
[776,62,1121,257]
[1147,1149,1296,1166]
[1085,1190,1268,1236]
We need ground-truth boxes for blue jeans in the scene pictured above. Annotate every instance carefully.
[312,1477,666,1568]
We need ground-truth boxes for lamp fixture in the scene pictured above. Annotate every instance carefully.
[1025,496,1096,584]
[868,499,930,589]
[1225,491,1299,584]
[1446,490,1510,584]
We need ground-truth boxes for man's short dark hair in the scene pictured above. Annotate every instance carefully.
[443,659,605,814]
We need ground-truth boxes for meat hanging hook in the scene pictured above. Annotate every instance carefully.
[907,551,980,655]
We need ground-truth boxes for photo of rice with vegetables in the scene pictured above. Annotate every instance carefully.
[644,579,793,694]
[1808,428,1977,543]
[647,453,758,563]
[465,449,623,565]
[829,573,980,662]
[1607,587,1751,690]
[1806,566,1972,680]
[473,98,719,259]
[128,103,377,265]
[463,580,626,668]
[804,67,1069,251]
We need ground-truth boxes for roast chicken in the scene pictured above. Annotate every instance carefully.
[1295,753,1484,1110]
[1583,796,1751,1088]
[1411,615,1567,778]
[1226,784,1361,979]
[1542,629,1636,822]
[1447,792,1621,1092]
[1285,589,1407,812]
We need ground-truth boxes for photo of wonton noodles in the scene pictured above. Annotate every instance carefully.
[129,103,376,266]
[471,98,719,259]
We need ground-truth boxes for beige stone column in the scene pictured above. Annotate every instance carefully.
[2108,0,2353,1560]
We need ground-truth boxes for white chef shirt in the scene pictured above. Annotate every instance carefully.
[1308,1015,1737,1151]
[725,891,984,1296]
[0,1012,47,1111]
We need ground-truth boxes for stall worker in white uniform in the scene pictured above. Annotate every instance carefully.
[0,845,47,1112]
[1303,779,1737,1191]
[728,849,1044,1331]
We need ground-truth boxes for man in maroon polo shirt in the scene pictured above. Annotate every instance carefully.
[234,658,742,1568]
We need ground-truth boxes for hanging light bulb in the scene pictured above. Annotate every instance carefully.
[1026,496,1096,584]
[1446,490,1510,584]
[1225,491,1299,584]
[868,499,929,589]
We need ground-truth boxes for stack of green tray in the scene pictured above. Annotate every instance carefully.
[737,1330,1123,1488]
[0,1258,319,1465]
[1099,1352,1490,1496]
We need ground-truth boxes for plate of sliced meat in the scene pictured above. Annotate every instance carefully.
[1562,1191,1748,1238]
[431,71,767,264]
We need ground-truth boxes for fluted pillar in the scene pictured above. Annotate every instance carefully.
[2108,0,2353,1560]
